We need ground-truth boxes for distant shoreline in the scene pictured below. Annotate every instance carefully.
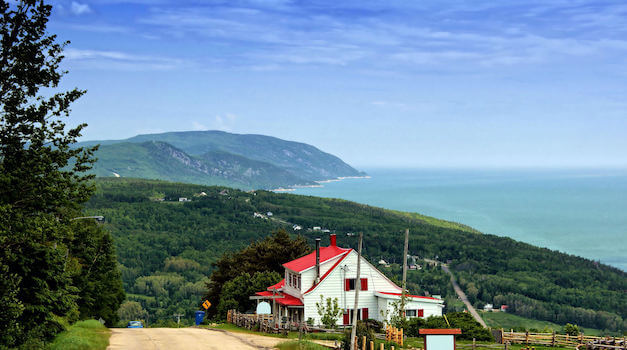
[271,175,371,192]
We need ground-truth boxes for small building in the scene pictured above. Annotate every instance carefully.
[251,234,444,326]
[219,189,229,196]
[293,225,302,231]
[312,226,321,231]
[500,305,508,312]
[420,329,462,350]
[178,197,190,202]
[267,212,273,217]
[198,192,207,196]
[483,303,494,311]
[253,212,265,219]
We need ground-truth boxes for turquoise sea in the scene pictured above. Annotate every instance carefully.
[291,168,627,271]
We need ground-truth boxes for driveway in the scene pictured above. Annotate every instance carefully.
[107,327,286,350]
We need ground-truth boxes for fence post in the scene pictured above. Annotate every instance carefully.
[400,328,403,346]
[526,331,530,345]
[552,331,556,347]
[501,328,505,344]
[380,343,384,350]
[370,340,374,350]
[473,338,476,350]
[505,342,509,350]
[362,336,366,350]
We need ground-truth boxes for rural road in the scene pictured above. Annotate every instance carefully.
[440,263,488,328]
[107,327,285,350]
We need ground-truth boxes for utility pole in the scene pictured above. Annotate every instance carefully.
[400,228,409,318]
[350,232,363,350]
[173,313,184,327]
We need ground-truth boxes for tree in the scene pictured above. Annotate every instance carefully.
[204,229,310,319]
[563,323,580,336]
[316,295,343,328]
[0,0,112,346]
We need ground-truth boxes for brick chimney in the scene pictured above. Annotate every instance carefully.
[330,233,337,247]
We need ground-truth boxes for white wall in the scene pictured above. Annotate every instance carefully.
[302,250,403,325]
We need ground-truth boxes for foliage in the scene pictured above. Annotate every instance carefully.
[217,271,282,317]
[117,301,148,325]
[0,0,122,346]
[405,313,492,341]
[342,320,376,350]
[205,230,310,319]
[316,296,343,329]
[563,323,580,336]
[363,319,383,333]
[85,179,625,331]
[45,320,110,350]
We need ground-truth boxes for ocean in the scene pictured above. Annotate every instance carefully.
[290,168,627,271]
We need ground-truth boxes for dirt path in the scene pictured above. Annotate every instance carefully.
[107,327,286,350]
[441,263,488,328]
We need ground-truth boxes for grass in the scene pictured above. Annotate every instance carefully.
[46,320,110,350]
[481,312,603,336]
[276,340,331,350]
[204,323,344,341]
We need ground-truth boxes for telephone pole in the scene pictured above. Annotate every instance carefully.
[400,228,409,317]
[349,232,363,350]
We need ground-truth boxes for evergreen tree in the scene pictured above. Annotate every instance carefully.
[0,0,122,346]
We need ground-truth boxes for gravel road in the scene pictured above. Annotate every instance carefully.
[107,327,285,350]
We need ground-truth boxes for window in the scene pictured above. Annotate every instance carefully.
[406,309,417,317]
[360,278,368,291]
[418,309,424,317]
[345,278,356,291]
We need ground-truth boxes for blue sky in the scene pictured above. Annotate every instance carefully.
[49,0,627,168]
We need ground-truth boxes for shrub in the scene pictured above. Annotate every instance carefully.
[342,321,376,350]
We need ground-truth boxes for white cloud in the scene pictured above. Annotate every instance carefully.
[191,121,207,131]
[213,114,237,131]
[70,1,92,15]
[64,48,188,71]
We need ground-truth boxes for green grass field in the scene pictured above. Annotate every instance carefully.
[481,312,603,336]
[276,340,330,350]
[46,320,110,350]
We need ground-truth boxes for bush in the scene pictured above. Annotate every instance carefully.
[364,319,383,333]
[563,323,580,336]
[342,321,376,350]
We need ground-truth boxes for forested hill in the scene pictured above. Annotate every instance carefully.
[86,178,626,332]
[77,130,364,189]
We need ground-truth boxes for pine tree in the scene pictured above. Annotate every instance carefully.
[0,0,113,346]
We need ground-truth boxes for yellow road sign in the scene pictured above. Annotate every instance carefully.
[202,300,211,309]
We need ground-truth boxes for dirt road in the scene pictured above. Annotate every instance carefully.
[441,264,488,328]
[107,327,285,350]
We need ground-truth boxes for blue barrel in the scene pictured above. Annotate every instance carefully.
[195,311,205,326]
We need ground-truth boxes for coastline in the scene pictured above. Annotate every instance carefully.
[271,175,371,192]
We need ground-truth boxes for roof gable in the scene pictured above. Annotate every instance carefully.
[283,245,350,272]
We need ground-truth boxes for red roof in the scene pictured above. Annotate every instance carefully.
[267,279,284,291]
[304,249,352,294]
[377,292,441,301]
[283,245,351,272]
[254,291,303,306]
[420,329,462,335]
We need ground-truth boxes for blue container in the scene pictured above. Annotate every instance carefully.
[195,311,205,326]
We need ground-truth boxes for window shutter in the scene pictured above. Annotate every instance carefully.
[418,309,424,317]
[360,278,368,291]
[362,308,369,320]
[345,279,350,291]
[343,311,350,325]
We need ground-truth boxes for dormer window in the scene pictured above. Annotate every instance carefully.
[287,271,301,290]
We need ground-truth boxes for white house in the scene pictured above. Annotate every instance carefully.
[253,234,444,326]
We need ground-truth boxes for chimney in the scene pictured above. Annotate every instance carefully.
[315,238,321,284]
[330,233,337,247]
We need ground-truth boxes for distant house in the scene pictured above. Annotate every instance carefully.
[312,226,321,231]
[408,264,418,270]
[322,229,331,233]
[253,212,265,219]
[198,192,207,196]
[219,189,229,196]
[178,197,190,202]
[251,234,444,326]
[500,305,508,312]
[267,212,273,217]
[378,259,387,265]
[293,225,302,231]
[483,303,494,311]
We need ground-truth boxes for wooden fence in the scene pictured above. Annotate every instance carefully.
[498,329,625,350]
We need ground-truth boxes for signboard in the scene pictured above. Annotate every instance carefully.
[202,300,212,309]
[256,301,271,315]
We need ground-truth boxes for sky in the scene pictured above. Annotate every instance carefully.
[48,0,627,168]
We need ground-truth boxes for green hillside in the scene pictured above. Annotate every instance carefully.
[79,130,365,189]
[85,178,626,331]
[91,141,311,189]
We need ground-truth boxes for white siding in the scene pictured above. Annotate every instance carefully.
[302,250,403,325]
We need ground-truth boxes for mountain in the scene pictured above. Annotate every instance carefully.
[86,178,626,331]
[80,130,364,189]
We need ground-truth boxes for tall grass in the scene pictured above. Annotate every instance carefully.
[46,320,110,350]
